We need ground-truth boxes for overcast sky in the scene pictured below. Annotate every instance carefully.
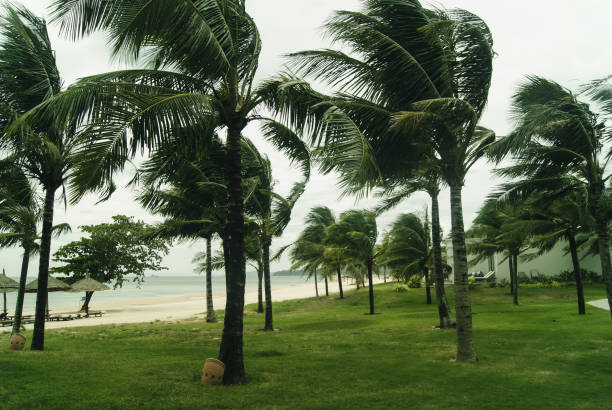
[1,0,610,277]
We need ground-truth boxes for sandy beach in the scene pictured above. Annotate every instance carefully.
[1,278,386,332]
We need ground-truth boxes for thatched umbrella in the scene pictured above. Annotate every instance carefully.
[69,276,110,314]
[25,276,72,318]
[0,269,19,315]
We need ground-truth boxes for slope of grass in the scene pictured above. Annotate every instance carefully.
[1,284,610,409]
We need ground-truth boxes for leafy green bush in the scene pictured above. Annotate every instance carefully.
[487,282,497,288]
[394,284,408,292]
[468,276,478,290]
[407,275,422,288]
[554,269,601,283]
[497,278,509,288]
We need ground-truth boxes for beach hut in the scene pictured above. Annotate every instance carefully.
[69,276,110,315]
[25,276,72,318]
[0,269,18,315]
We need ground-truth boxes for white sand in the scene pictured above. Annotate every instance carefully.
[587,299,611,311]
[1,277,386,332]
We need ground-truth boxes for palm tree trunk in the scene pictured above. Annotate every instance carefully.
[81,291,94,314]
[449,183,477,361]
[218,125,247,385]
[3,293,6,314]
[512,254,519,306]
[257,264,264,313]
[567,232,586,315]
[205,236,217,323]
[383,266,387,283]
[336,267,344,299]
[31,187,56,351]
[591,192,612,317]
[263,240,273,331]
[324,276,329,296]
[367,259,375,314]
[314,268,319,297]
[509,258,515,296]
[430,191,454,328]
[424,267,432,305]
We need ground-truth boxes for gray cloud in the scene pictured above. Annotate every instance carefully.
[1,0,610,277]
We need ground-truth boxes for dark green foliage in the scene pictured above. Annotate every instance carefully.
[51,215,170,288]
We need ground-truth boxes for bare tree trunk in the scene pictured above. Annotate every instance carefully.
[2,293,6,315]
[263,240,273,331]
[314,268,319,297]
[324,276,329,296]
[367,259,375,314]
[31,187,56,351]
[383,266,387,283]
[512,254,518,306]
[424,267,432,305]
[205,236,217,322]
[449,183,477,362]
[218,125,247,385]
[80,291,94,314]
[257,264,264,313]
[336,267,344,299]
[568,232,586,315]
[509,258,514,296]
[430,191,454,328]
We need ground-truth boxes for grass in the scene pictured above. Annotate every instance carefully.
[1,283,611,409]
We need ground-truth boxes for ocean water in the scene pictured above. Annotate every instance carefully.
[1,273,312,311]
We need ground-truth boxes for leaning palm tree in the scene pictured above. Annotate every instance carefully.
[491,76,612,316]
[377,169,454,326]
[263,0,494,360]
[29,1,311,383]
[324,210,381,314]
[0,5,81,350]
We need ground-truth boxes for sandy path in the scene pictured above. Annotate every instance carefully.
[1,277,387,332]
[587,299,611,311]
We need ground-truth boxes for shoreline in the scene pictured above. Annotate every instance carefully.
[1,277,387,332]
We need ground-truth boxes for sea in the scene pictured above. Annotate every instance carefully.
[1,273,312,311]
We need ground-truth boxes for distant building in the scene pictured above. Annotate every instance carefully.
[442,239,604,282]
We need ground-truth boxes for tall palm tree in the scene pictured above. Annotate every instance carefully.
[377,170,454,326]
[324,210,380,314]
[250,152,306,331]
[383,213,433,305]
[32,1,311,382]
[0,5,80,350]
[263,0,494,360]
[491,76,612,316]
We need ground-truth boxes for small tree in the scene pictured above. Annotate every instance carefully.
[51,215,169,311]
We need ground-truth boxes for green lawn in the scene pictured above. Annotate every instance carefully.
[1,284,611,409]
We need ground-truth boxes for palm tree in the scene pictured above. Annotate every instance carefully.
[383,213,434,305]
[0,159,71,336]
[264,0,494,360]
[512,190,593,314]
[491,76,612,316]
[0,161,38,336]
[0,5,81,350]
[250,153,306,331]
[324,210,380,314]
[468,200,530,305]
[377,170,454,326]
[34,1,311,382]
